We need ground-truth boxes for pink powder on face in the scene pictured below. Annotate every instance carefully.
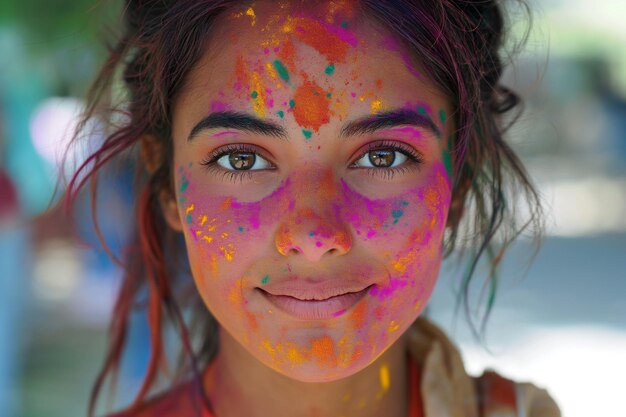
[380,35,422,80]
[210,100,230,112]
[212,130,239,137]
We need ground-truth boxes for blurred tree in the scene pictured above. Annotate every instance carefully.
[1,0,122,96]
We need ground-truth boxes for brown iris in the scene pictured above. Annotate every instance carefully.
[229,152,256,170]
[369,149,395,167]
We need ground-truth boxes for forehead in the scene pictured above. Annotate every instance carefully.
[173,0,449,135]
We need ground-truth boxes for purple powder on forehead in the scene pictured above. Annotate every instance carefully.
[379,35,422,80]
[210,100,229,112]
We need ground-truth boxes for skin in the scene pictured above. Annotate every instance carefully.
[159,1,453,416]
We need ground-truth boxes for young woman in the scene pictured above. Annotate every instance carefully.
[66,1,560,416]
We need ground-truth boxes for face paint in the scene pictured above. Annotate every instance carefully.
[170,1,453,383]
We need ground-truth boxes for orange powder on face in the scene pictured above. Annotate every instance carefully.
[246,312,258,330]
[349,300,367,330]
[285,17,350,63]
[277,38,297,74]
[235,55,250,93]
[310,335,338,368]
[293,76,331,131]
[220,197,233,211]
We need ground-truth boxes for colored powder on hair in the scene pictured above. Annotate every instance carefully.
[273,60,290,82]
[293,77,331,131]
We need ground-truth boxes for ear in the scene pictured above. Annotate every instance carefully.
[140,134,184,232]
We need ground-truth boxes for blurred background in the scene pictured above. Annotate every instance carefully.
[0,0,624,416]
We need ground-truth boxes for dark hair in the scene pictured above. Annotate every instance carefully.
[65,0,540,414]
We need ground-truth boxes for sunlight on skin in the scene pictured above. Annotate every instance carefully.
[166,1,453,415]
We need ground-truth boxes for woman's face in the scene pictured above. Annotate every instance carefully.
[168,1,453,382]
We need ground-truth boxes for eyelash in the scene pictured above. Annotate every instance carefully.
[199,140,424,182]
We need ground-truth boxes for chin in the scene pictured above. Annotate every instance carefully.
[267,354,376,383]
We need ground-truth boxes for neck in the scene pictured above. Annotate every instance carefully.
[204,329,410,417]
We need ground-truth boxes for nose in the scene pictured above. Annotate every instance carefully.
[274,173,352,262]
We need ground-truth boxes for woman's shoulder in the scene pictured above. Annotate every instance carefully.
[106,380,213,417]
[407,317,561,417]
[474,369,561,417]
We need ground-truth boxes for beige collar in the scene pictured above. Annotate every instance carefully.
[407,317,479,417]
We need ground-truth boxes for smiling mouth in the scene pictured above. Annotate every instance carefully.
[257,285,373,320]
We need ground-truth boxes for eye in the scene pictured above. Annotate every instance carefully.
[351,140,423,175]
[353,148,408,169]
[201,144,273,171]
[200,143,275,183]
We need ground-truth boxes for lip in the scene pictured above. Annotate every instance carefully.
[258,285,373,320]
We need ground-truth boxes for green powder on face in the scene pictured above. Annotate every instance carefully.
[277,110,285,118]
[261,275,270,285]
[443,135,454,179]
[326,92,332,98]
[238,226,245,232]
[302,129,313,140]
[439,109,446,124]
[417,106,427,115]
[251,90,258,99]
[443,149,453,179]
[180,179,189,192]
[340,21,348,28]
[273,60,290,82]
[392,209,404,225]
[186,214,193,224]
[289,99,295,108]
[324,64,335,75]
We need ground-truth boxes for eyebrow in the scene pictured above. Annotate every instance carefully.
[188,111,288,141]
[187,108,440,141]
[340,109,441,139]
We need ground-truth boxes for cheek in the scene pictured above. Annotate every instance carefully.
[176,168,295,291]
[339,162,451,307]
